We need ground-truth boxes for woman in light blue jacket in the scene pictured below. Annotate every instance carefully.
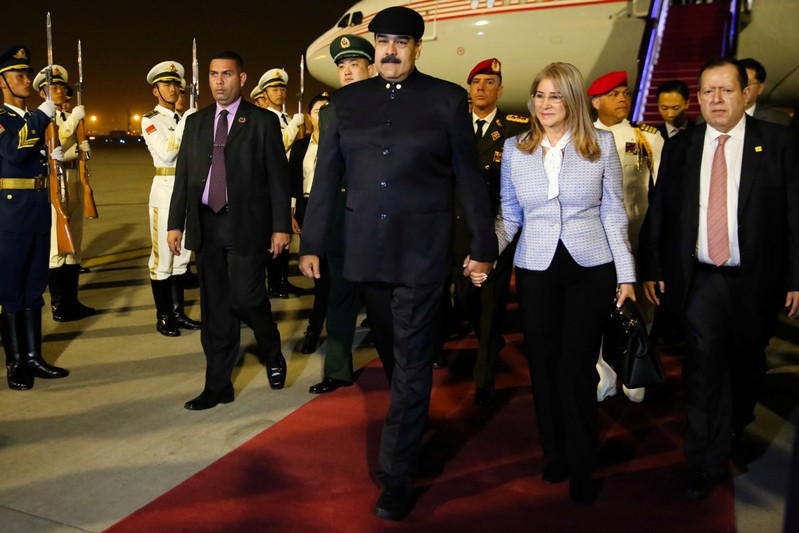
[474,62,636,504]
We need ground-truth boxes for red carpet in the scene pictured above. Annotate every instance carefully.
[108,337,733,533]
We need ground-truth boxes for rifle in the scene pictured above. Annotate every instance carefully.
[45,12,76,254]
[76,39,99,219]
[190,38,198,110]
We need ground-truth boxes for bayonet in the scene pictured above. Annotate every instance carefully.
[298,54,305,114]
[191,38,198,109]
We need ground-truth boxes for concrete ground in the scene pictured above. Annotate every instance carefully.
[0,145,796,532]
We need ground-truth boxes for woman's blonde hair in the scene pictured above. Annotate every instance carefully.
[517,62,600,162]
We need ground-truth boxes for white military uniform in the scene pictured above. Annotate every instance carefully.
[142,105,191,280]
[49,110,86,267]
[267,106,302,153]
[594,118,664,403]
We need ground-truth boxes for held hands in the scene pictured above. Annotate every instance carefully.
[167,230,183,256]
[38,99,56,117]
[615,283,636,308]
[299,255,321,279]
[70,105,85,122]
[269,232,291,259]
[290,113,305,127]
[464,255,494,287]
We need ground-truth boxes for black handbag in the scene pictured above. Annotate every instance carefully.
[602,300,665,389]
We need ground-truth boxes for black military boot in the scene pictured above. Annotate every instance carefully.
[170,275,201,330]
[62,264,97,320]
[1,312,33,390]
[150,279,180,337]
[48,266,67,321]
[22,308,69,379]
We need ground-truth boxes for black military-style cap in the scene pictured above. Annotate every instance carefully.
[0,45,33,75]
[329,34,375,64]
[368,6,425,40]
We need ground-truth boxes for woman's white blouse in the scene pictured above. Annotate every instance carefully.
[496,129,636,283]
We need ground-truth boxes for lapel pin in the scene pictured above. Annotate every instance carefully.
[754,146,762,152]
[238,117,246,123]
[491,131,500,141]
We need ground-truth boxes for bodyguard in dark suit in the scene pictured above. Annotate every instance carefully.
[0,45,69,390]
[640,58,799,500]
[167,50,291,411]
[655,79,695,140]
[453,57,528,406]
[299,7,496,521]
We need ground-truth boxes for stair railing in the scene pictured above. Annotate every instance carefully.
[631,0,670,122]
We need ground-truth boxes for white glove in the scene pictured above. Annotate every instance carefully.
[79,140,91,153]
[181,107,197,119]
[50,146,64,162]
[70,105,85,122]
[289,113,305,127]
[37,100,56,117]
[64,144,79,162]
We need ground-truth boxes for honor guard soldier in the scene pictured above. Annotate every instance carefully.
[250,84,265,107]
[455,57,528,406]
[589,70,664,403]
[258,68,305,298]
[142,61,201,337]
[0,45,69,390]
[32,65,96,322]
[306,34,376,392]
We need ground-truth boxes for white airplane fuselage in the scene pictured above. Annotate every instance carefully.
[306,0,799,112]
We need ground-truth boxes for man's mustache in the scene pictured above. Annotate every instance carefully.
[381,55,401,64]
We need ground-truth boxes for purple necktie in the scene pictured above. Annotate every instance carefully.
[208,110,229,213]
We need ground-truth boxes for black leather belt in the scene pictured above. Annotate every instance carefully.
[695,262,741,276]
[0,176,48,191]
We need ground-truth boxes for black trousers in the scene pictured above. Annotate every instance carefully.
[360,281,445,489]
[681,265,772,476]
[516,242,615,474]
[453,237,517,390]
[0,230,49,312]
[196,206,282,393]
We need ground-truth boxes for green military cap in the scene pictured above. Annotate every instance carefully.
[329,34,375,64]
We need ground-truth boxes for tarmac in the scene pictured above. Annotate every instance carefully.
[0,144,796,532]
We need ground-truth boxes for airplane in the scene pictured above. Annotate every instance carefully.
[305,0,799,114]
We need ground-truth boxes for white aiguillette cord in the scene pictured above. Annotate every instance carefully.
[541,129,572,200]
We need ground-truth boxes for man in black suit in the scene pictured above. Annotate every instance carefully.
[640,58,799,500]
[298,7,496,521]
[738,58,792,127]
[454,57,528,406]
[655,79,695,140]
[167,50,291,411]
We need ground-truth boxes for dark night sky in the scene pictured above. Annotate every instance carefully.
[5,1,356,132]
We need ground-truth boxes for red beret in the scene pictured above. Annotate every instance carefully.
[467,58,502,84]
[587,71,628,96]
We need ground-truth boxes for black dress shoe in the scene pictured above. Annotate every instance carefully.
[681,469,726,500]
[309,377,352,394]
[266,354,287,390]
[474,387,494,406]
[52,303,95,322]
[542,461,568,484]
[184,389,234,410]
[300,330,320,354]
[374,486,413,521]
[172,312,201,330]
[569,474,598,504]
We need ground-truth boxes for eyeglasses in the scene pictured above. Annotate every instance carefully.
[532,92,564,104]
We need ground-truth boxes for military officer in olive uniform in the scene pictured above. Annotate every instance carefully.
[142,61,201,337]
[589,70,664,403]
[0,45,69,390]
[454,58,529,406]
[32,65,96,322]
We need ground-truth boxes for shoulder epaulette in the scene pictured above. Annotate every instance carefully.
[506,114,530,124]
[143,110,158,119]
[632,121,658,135]
[0,108,6,115]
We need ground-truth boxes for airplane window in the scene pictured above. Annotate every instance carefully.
[337,14,350,28]
[351,11,363,25]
